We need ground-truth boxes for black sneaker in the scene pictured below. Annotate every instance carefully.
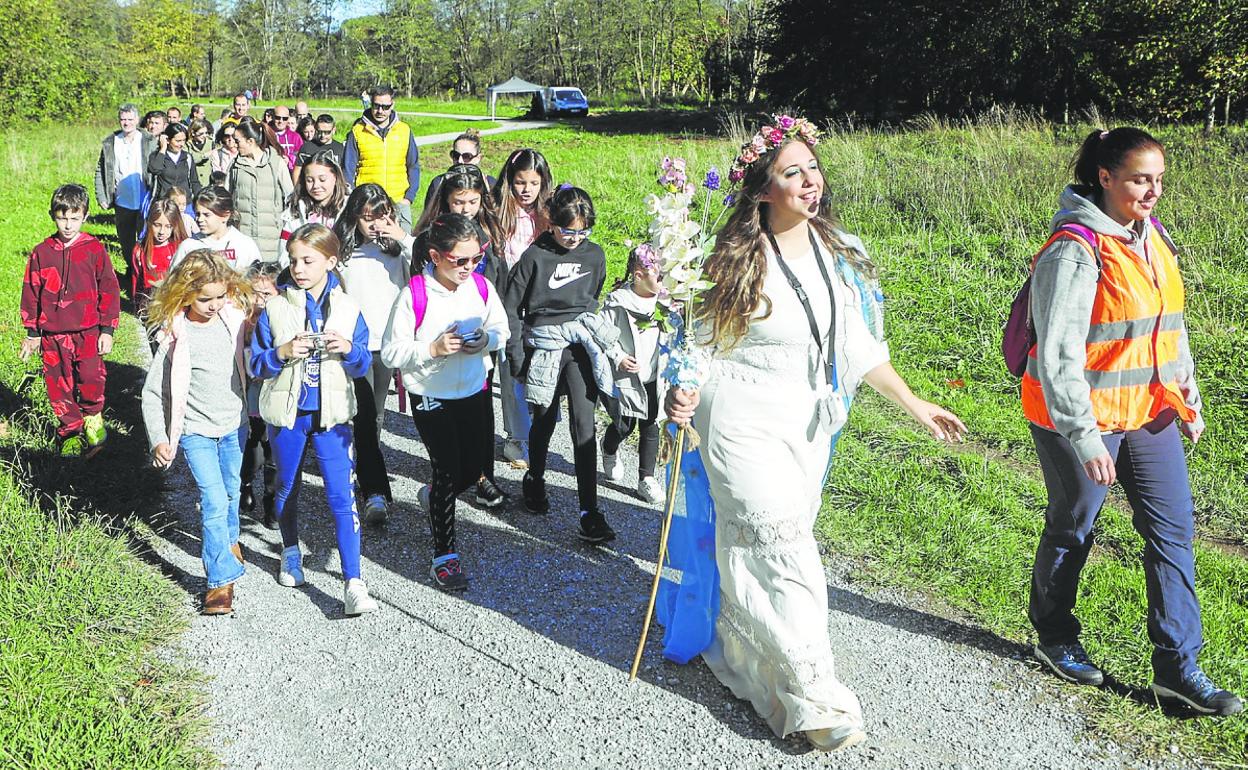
[1034,642,1104,686]
[475,477,506,508]
[577,509,616,545]
[522,472,549,514]
[1152,669,1244,716]
[429,555,469,592]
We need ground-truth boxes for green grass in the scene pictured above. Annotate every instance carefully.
[0,123,212,768]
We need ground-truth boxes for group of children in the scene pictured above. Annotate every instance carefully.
[23,139,670,616]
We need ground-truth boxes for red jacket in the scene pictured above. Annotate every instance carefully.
[21,233,120,335]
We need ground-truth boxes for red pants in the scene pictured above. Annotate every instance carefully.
[41,330,106,437]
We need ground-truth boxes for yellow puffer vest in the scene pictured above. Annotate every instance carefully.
[258,285,361,429]
[350,118,412,202]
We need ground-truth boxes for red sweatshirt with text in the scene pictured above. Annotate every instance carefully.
[21,234,121,336]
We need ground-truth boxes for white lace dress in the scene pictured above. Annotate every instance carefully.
[692,233,889,738]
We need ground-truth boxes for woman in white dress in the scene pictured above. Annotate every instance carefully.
[665,118,966,751]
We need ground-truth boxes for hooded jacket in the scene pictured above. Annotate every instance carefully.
[502,231,607,366]
[228,147,294,263]
[600,284,674,419]
[1026,186,1201,463]
[21,233,120,336]
[147,148,203,200]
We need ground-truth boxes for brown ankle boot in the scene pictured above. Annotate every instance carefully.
[230,542,244,564]
[202,583,234,615]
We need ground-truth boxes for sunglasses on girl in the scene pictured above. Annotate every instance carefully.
[558,227,593,238]
[450,150,478,162]
[436,249,486,268]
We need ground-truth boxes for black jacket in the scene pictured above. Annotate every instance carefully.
[502,232,606,366]
[147,150,203,200]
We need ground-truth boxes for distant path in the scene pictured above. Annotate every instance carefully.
[196,102,523,122]
[410,120,556,146]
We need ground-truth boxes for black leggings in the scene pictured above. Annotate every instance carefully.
[353,376,392,501]
[411,390,491,557]
[241,416,274,495]
[528,344,598,512]
[602,379,660,479]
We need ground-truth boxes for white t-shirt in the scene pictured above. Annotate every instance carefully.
[113,132,146,210]
[172,226,261,272]
[339,240,411,351]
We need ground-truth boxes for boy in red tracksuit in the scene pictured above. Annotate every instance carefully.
[20,184,121,457]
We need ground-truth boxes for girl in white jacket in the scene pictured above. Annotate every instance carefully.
[381,213,508,591]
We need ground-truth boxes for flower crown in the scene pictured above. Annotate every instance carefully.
[728,114,822,185]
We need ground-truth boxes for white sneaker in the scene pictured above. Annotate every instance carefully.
[638,475,665,505]
[343,578,378,616]
[807,726,867,752]
[278,545,304,587]
[601,447,623,482]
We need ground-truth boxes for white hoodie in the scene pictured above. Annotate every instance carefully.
[339,239,412,351]
[172,226,261,272]
[381,266,509,400]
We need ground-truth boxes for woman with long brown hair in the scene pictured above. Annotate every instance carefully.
[665,115,965,751]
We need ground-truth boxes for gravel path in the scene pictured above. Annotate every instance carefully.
[146,385,1193,769]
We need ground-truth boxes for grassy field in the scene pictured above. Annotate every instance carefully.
[0,124,212,768]
[3,113,1246,765]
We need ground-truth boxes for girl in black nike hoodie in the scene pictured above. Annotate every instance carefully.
[503,186,615,544]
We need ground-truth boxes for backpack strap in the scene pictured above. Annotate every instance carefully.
[1150,215,1180,257]
[409,273,428,331]
[472,272,489,304]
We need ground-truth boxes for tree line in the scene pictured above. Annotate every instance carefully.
[2,0,1246,126]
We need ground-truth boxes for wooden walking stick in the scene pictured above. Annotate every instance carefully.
[629,423,688,680]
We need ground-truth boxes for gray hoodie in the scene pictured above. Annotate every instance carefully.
[1030,186,1202,464]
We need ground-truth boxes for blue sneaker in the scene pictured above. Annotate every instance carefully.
[1034,642,1104,686]
[1152,669,1244,716]
[278,546,304,587]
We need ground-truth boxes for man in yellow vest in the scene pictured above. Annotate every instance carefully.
[343,85,421,233]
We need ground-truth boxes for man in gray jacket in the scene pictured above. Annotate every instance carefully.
[94,103,155,292]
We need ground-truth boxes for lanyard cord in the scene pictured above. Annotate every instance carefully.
[765,225,838,387]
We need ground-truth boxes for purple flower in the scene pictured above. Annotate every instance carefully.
[558,182,573,190]
[703,167,721,191]
[723,193,736,206]
[777,115,796,130]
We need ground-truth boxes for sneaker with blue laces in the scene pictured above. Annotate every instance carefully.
[278,545,304,587]
[1034,642,1104,686]
[1152,669,1244,716]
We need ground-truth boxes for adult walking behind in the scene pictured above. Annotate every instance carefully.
[229,119,293,264]
[95,103,155,290]
[147,123,203,201]
[1023,127,1242,716]
[343,85,419,232]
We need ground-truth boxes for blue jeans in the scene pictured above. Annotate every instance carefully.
[181,429,246,589]
[1029,416,1203,680]
[498,354,531,448]
[269,413,362,581]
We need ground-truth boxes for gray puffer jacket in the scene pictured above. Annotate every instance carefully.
[522,312,620,408]
[228,147,293,263]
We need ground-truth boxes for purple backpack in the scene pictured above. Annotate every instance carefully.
[409,271,491,392]
[1002,216,1175,377]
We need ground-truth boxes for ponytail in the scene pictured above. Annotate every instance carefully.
[1072,127,1164,194]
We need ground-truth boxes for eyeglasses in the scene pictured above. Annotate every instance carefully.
[372,103,394,112]
[436,249,486,268]
[274,116,289,122]
[449,150,478,162]
[558,227,593,238]
[316,128,334,137]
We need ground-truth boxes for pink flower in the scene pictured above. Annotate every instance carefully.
[740,148,758,164]
[750,135,766,153]
[777,115,796,130]
[766,128,784,144]
[729,168,745,183]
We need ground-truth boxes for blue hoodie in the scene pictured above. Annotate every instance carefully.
[250,271,371,413]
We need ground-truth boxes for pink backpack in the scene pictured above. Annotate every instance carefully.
[407,272,492,393]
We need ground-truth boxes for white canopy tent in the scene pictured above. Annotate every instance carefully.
[486,76,545,119]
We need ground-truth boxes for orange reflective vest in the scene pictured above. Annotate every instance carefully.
[350,119,412,202]
[1021,224,1196,433]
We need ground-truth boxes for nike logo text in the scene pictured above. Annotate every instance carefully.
[548,263,589,290]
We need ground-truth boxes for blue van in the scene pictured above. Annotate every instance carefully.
[540,87,589,117]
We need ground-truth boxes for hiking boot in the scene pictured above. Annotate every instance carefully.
[343,578,378,615]
[59,433,86,457]
[577,509,616,545]
[429,554,469,592]
[262,492,277,530]
[362,494,388,525]
[521,472,549,514]
[83,413,107,456]
[230,542,244,564]
[202,583,234,615]
[807,726,867,752]
[601,445,623,482]
[278,545,304,587]
[475,477,505,508]
[638,475,664,506]
[1034,642,1104,686]
[503,439,528,469]
[1152,669,1244,716]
